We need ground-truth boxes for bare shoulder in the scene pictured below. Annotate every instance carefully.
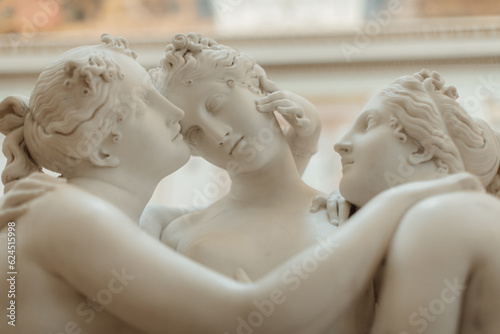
[141,204,201,239]
[20,183,132,259]
[407,191,499,224]
[26,183,125,225]
[161,209,205,248]
[396,191,500,248]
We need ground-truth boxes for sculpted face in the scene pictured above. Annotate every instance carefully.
[334,94,420,207]
[165,79,283,174]
[109,51,190,177]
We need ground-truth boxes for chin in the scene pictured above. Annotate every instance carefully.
[178,148,191,166]
[241,154,274,174]
[165,148,191,174]
[339,182,364,208]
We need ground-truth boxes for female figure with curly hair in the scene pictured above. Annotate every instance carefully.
[334,69,500,334]
[0,34,474,333]
[148,33,378,332]
[148,33,332,274]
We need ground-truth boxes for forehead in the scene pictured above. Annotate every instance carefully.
[109,53,154,95]
[165,79,230,112]
[112,52,146,81]
[168,78,229,99]
[359,94,393,119]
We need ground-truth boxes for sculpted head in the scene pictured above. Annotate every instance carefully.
[335,69,500,206]
[0,34,188,192]
[150,33,284,174]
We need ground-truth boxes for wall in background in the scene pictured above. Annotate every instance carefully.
[0,1,499,206]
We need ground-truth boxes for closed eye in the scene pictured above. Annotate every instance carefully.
[365,115,377,129]
[132,85,149,104]
[206,94,226,113]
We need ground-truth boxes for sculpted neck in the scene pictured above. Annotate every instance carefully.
[359,163,449,208]
[227,145,316,205]
[67,171,158,223]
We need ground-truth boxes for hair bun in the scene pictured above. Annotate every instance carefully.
[414,68,458,101]
[170,33,217,54]
[0,95,29,136]
[444,85,459,100]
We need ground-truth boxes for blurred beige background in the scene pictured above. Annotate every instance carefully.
[1,0,499,207]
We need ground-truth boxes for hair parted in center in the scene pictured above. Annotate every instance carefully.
[149,33,266,97]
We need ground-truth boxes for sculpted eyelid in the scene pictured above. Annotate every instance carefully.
[206,94,225,112]
[365,115,376,128]
[133,87,149,103]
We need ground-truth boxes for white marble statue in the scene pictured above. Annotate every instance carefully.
[0,35,484,334]
[147,33,335,278]
[331,69,500,334]
[147,33,374,332]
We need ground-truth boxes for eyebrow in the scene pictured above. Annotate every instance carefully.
[356,109,376,122]
[361,109,378,116]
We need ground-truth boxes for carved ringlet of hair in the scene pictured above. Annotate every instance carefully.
[380,72,464,175]
[0,96,41,193]
[382,68,500,197]
[414,69,500,197]
[149,32,266,97]
[0,34,137,193]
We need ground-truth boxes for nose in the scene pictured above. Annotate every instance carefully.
[203,122,232,147]
[217,132,231,148]
[333,141,353,155]
[170,103,184,121]
[159,92,185,122]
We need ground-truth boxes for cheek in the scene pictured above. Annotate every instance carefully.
[196,141,229,165]
[358,131,394,159]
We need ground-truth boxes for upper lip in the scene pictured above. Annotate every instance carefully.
[229,136,244,155]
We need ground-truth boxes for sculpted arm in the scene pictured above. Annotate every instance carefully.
[16,174,480,334]
[371,193,499,334]
[34,188,251,334]
[257,77,321,175]
[250,174,482,333]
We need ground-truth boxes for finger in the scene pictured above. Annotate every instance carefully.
[295,117,311,129]
[259,76,281,94]
[234,268,253,283]
[256,99,295,113]
[276,106,304,119]
[310,196,327,213]
[3,188,49,208]
[338,198,351,226]
[256,91,289,105]
[326,197,339,226]
[0,205,28,229]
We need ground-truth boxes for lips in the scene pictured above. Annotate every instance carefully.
[171,122,182,142]
[341,158,354,168]
[230,136,244,155]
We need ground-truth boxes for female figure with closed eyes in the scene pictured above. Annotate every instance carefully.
[148,33,338,280]
[149,33,378,333]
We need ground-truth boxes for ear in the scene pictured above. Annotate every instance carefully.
[88,147,119,167]
[409,150,434,165]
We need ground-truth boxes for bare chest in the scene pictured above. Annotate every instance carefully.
[175,206,337,279]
